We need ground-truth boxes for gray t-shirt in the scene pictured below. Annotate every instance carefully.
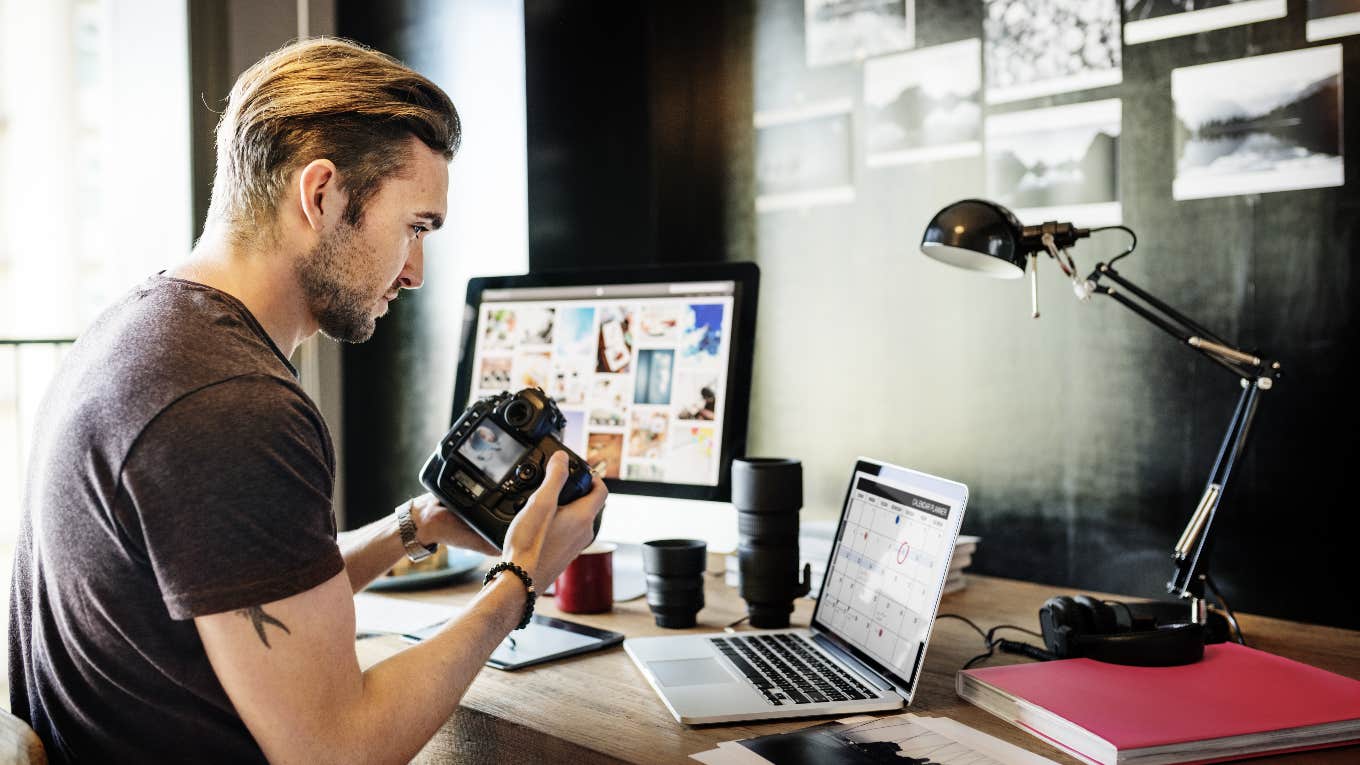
[8,276,346,763]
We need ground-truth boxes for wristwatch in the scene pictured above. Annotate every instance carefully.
[396,499,438,562]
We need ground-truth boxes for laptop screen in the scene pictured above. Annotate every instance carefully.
[812,459,968,697]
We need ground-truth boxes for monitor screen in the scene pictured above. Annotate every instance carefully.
[454,264,758,501]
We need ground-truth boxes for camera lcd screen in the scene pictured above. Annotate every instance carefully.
[457,420,529,483]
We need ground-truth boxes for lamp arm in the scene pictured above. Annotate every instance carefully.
[1083,262,1282,625]
[1085,263,1275,382]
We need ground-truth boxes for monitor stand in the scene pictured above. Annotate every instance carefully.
[595,493,739,553]
[595,494,738,603]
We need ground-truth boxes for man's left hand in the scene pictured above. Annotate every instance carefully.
[407,493,500,556]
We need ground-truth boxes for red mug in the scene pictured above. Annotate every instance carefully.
[554,542,615,614]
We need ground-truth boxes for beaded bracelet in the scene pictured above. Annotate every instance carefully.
[483,561,536,630]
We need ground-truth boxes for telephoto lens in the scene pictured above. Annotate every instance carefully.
[641,539,707,628]
[731,457,811,629]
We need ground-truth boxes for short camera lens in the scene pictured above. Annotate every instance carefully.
[504,400,532,427]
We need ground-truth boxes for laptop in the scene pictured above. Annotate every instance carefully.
[624,458,968,724]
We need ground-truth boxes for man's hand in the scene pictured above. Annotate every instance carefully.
[407,493,499,556]
[501,451,608,584]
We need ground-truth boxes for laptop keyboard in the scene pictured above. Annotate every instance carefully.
[709,633,877,706]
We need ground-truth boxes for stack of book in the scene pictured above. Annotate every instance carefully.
[723,521,981,597]
[945,534,980,594]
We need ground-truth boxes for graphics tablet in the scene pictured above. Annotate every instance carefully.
[405,615,624,671]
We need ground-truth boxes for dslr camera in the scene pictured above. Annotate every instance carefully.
[419,387,598,549]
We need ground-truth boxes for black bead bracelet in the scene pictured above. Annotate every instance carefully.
[483,561,536,630]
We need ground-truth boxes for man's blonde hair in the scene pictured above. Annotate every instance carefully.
[206,37,460,236]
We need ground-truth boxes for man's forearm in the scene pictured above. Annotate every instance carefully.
[337,574,525,765]
[337,512,410,592]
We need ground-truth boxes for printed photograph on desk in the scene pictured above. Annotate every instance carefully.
[729,713,1057,765]
[553,305,596,358]
[510,349,552,391]
[755,100,855,213]
[586,433,623,478]
[804,0,914,68]
[1124,0,1286,45]
[513,306,554,346]
[984,0,1121,104]
[595,305,634,374]
[627,408,669,459]
[633,349,675,406]
[1308,0,1360,41]
[480,307,516,350]
[986,98,1122,227]
[674,370,719,421]
[864,39,982,167]
[1172,45,1344,201]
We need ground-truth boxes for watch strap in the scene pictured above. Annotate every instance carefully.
[396,500,438,562]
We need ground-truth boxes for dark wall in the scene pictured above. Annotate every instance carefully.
[524,0,752,271]
[744,0,1359,630]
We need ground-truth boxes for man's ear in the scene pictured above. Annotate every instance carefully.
[296,159,346,233]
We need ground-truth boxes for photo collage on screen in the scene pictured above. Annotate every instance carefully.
[469,295,734,487]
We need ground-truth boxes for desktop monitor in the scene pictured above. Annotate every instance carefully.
[453,263,759,550]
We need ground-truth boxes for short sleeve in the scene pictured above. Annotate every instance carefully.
[121,375,345,619]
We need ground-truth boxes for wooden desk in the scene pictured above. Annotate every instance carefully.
[357,567,1360,764]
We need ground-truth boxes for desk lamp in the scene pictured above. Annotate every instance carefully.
[920,198,1281,633]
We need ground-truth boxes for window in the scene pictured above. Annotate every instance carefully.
[0,0,190,543]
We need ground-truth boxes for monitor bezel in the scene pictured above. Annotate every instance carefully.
[453,262,759,503]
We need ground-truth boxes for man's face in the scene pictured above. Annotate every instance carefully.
[296,137,449,343]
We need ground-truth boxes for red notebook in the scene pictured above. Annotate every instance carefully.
[956,642,1360,765]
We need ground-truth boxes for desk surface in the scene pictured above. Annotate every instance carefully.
[357,566,1360,764]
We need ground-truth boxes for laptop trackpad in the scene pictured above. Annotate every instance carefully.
[649,658,734,687]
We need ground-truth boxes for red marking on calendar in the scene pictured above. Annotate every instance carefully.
[878,628,883,637]
[897,541,910,564]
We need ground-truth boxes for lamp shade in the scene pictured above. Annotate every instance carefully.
[920,199,1028,279]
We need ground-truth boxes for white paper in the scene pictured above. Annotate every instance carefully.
[353,593,460,637]
[909,715,1058,765]
[693,743,774,764]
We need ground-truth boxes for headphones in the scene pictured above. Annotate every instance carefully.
[1035,594,1225,667]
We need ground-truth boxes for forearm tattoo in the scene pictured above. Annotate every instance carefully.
[235,606,292,648]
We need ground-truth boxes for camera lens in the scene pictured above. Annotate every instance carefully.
[504,399,533,428]
[731,458,811,629]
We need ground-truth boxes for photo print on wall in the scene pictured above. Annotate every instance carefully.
[865,38,982,167]
[755,100,856,212]
[984,0,1121,104]
[1124,0,1287,45]
[986,98,1122,227]
[1307,0,1360,41]
[804,0,914,68]
[1172,45,1344,201]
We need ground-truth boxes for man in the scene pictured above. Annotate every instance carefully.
[8,37,607,763]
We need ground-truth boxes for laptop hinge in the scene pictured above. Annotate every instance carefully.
[811,633,895,691]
